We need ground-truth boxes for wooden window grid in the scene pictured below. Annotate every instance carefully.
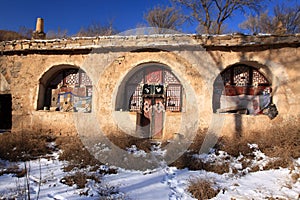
[126,67,182,112]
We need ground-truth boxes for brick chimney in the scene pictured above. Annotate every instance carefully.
[32,18,46,39]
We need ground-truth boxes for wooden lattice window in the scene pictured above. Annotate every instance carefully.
[65,70,80,86]
[233,66,250,86]
[128,85,143,111]
[252,70,269,86]
[125,66,182,112]
[221,65,269,87]
[213,64,272,115]
[166,85,181,111]
[49,69,93,95]
[164,70,180,84]
[44,69,93,112]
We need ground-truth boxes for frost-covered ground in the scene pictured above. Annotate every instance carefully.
[0,147,299,199]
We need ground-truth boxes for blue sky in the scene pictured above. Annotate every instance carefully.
[0,0,298,35]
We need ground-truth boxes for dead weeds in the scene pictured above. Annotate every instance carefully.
[0,164,26,177]
[171,130,230,174]
[106,133,156,153]
[171,152,230,174]
[60,171,101,189]
[215,118,299,170]
[56,135,106,172]
[0,131,56,162]
[188,178,220,200]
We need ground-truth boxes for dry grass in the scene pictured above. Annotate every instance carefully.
[186,130,207,153]
[170,132,230,174]
[266,197,287,200]
[60,171,101,189]
[106,133,157,153]
[0,130,103,169]
[171,152,230,174]
[0,164,26,177]
[226,122,298,173]
[0,131,118,188]
[172,120,300,172]
[0,131,123,198]
[56,135,103,171]
[0,30,28,41]
[188,178,220,200]
[263,158,291,170]
[218,119,300,169]
[0,131,56,162]
[55,135,121,196]
[291,171,300,184]
[53,135,119,192]
[259,125,299,159]
[216,136,253,158]
[1,117,298,175]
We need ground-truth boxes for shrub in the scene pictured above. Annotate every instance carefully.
[216,136,253,158]
[171,152,230,174]
[188,178,220,199]
[216,119,299,171]
[61,172,88,188]
[257,121,300,160]
[60,171,101,189]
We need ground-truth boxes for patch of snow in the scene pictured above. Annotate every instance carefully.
[214,168,300,200]
[126,145,147,158]
[257,33,273,36]
[151,142,167,157]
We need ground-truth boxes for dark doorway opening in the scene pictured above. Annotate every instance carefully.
[0,94,12,131]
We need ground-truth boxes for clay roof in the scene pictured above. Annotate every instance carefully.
[1,33,299,54]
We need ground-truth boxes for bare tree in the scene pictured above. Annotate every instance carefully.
[18,26,33,39]
[239,11,274,34]
[173,0,264,34]
[0,26,32,41]
[76,21,117,37]
[0,30,24,41]
[273,4,300,33]
[240,4,300,34]
[46,27,68,39]
[144,5,185,33]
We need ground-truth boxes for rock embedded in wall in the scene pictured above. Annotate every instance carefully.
[0,73,10,92]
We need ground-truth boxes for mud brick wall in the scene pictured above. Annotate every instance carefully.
[0,34,299,139]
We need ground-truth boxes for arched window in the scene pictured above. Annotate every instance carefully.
[38,67,92,112]
[213,64,275,116]
[117,64,183,112]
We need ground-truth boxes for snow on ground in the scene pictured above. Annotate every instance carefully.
[215,167,300,200]
[103,164,300,200]
[0,153,99,199]
[0,149,299,199]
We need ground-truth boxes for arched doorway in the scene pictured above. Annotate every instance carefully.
[116,63,183,139]
[37,65,93,112]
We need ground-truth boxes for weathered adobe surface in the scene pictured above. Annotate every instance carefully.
[0,34,299,139]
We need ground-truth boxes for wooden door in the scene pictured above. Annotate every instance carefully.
[141,97,165,139]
